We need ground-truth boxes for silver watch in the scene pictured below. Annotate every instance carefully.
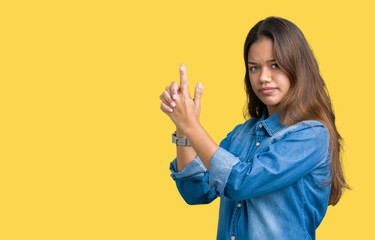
[172,131,191,146]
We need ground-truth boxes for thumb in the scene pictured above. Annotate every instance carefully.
[194,82,204,105]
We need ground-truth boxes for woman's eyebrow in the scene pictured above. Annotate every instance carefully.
[248,59,276,64]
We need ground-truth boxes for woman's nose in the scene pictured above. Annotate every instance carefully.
[259,67,271,83]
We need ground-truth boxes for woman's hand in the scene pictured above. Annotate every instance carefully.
[159,64,204,135]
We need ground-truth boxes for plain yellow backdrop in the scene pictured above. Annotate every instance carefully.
[0,0,374,239]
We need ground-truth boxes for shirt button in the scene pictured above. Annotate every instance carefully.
[237,203,241,208]
[259,123,263,128]
[256,142,260,147]
[231,236,236,240]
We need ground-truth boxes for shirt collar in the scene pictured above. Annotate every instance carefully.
[259,110,285,136]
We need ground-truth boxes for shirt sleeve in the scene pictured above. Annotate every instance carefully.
[208,123,330,201]
[170,156,216,205]
[169,123,243,204]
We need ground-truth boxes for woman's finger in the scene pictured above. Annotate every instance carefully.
[161,91,176,108]
[159,94,167,105]
[160,102,173,113]
[179,64,189,96]
[170,81,179,100]
[165,85,171,93]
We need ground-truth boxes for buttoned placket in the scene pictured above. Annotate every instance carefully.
[245,121,266,163]
[256,122,265,145]
[229,201,241,240]
[228,201,243,240]
[247,120,266,161]
[229,121,267,239]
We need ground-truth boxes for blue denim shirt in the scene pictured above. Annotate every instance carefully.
[170,112,331,240]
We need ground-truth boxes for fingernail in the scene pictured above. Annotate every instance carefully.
[198,82,202,89]
[171,102,176,107]
[172,94,177,100]
[180,64,184,71]
[168,108,173,112]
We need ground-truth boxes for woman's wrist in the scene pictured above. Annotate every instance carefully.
[176,128,187,138]
[176,118,200,138]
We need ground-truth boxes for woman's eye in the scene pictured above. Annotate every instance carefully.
[249,66,259,72]
[271,63,279,69]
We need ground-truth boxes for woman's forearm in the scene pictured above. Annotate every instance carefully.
[176,128,198,172]
[176,122,219,172]
[183,121,219,171]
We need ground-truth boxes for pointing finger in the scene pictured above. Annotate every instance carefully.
[179,64,189,95]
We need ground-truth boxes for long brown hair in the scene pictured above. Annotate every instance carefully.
[243,17,349,205]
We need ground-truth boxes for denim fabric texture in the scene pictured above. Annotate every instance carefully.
[170,111,331,240]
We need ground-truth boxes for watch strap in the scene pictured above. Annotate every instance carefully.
[172,131,191,146]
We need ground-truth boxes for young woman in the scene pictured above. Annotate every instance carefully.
[159,16,349,240]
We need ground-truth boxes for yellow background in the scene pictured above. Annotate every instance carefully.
[1,0,374,239]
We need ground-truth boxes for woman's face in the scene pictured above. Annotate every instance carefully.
[247,37,290,116]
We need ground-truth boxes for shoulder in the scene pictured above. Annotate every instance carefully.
[283,120,328,135]
[265,120,331,169]
[273,120,330,149]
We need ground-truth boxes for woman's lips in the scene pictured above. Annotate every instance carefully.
[259,87,276,94]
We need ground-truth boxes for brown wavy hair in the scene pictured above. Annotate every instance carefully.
[243,16,349,205]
